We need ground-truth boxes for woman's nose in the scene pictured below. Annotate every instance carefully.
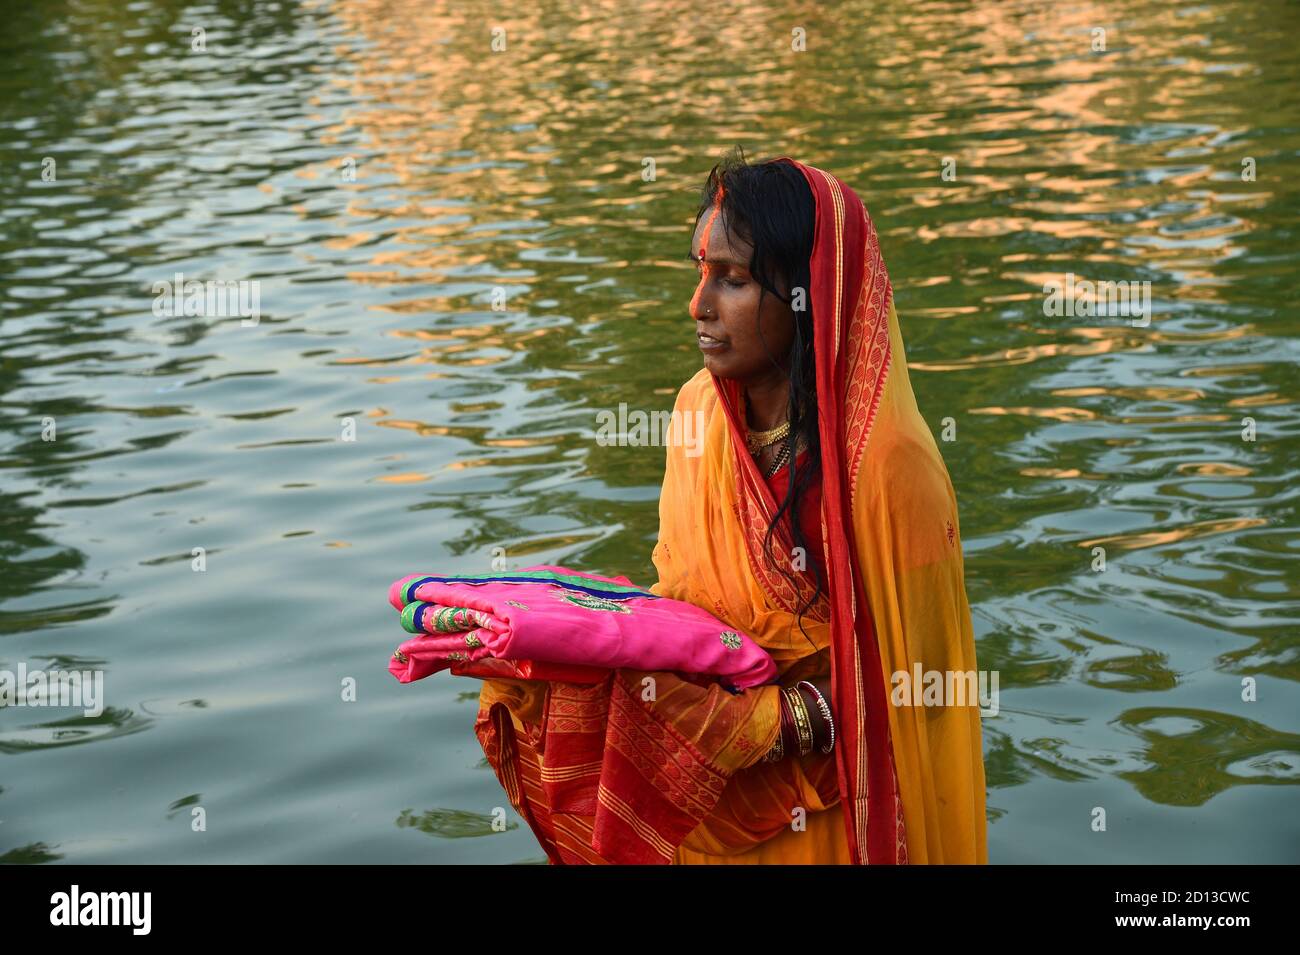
[690,186,725,321]
[689,268,712,320]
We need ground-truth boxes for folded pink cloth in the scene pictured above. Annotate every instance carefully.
[386,565,776,691]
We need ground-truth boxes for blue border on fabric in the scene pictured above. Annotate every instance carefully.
[402,576,438,605]
[416,573,659,602]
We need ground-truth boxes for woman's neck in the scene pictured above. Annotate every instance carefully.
[743,369,791,431]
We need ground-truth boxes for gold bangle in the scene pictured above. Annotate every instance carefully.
[781,687,800,755]
[798,680,835,754]
[763,728,784,762]
[794,689,815,756]
[784,686,814,757]
[763,691,787,762]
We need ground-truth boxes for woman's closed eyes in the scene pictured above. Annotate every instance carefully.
[685,251,749,288]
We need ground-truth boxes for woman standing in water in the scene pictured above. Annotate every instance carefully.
[475,151,987,864]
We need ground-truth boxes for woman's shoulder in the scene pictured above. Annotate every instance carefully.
[862,422,956,516]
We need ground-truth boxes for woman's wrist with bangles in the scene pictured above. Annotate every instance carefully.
[763,680,834,762]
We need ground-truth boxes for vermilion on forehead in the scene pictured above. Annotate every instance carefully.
[689,185,728,317]
[690,245,749,269]
[699,186,725,259]
[692,199,751,268]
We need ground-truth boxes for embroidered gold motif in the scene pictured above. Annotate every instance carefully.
[553,589,632,614]
[719,630,742,651]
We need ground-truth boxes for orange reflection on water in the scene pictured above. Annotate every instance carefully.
[1175,462,1253,477]
[969,405,1097,422]
[1227,392,1287,407]
[1080,516,1269,552]
[1052,385,1206,401]
[484,436,560,448]
[1180,364,1269,378]
[442,458,492,471]
[1020,467,1092,479]
[911,331,1136,371]
[375,419,457,437]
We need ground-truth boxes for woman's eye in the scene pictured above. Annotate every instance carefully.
[722,276,747,288]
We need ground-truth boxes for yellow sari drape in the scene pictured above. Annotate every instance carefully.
[655,298,987,863]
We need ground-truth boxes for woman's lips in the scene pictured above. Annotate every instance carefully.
[698,332,728,351]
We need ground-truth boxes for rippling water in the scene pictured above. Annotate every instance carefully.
[1,0,1296,863]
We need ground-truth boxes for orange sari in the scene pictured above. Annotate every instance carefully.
[475,158,987,864]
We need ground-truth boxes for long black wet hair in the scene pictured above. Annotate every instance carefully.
[691,147,824,647]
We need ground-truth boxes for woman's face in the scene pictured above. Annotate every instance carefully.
[688,208,796,383]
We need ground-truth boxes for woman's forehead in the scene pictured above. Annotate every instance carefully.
[691,210,751,260]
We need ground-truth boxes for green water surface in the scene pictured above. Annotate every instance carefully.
[0,0,1296,863]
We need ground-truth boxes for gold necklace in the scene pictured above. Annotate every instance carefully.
[746,419,790,455]
[743,393,791,455]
